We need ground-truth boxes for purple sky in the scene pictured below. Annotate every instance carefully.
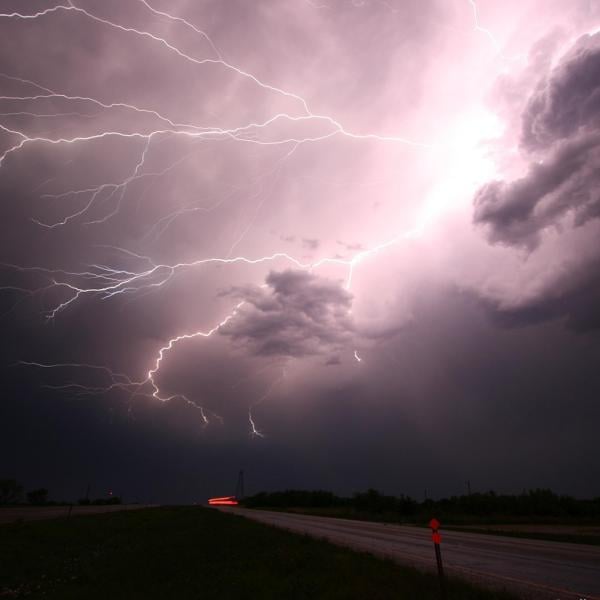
[1,0,599,502]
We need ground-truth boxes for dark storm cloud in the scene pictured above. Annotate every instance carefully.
[521,34,600,151]
[2,0,600,507]
[220,270,353,357]
[474,32,600,249]
[473,131,600,247]
[473,32,600,331]
[480,259,600,332]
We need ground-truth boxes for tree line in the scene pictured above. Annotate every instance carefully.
[242,488,600,521]
[0,479,121,506]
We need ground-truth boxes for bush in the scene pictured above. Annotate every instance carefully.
[27,488,49,505]
[0,479,24,504]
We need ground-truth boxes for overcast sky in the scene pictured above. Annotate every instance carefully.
[1,0,599,503]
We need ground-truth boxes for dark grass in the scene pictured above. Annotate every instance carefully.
[444,526,600,546]
[1,506,518,600]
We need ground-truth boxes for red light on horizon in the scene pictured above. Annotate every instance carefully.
[208,495,239,506]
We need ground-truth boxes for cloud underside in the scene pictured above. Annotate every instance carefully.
[473,32,600,330]
[220,270,354,357]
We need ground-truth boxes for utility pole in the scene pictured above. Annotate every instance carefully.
[236,470,244,500]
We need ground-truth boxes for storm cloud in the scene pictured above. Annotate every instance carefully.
[474,131,600,248]
[1,0,599,503]
[221,270,353,358]
[473,32,600,331]
[474,33,600,249]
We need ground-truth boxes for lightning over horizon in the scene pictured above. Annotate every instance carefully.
[0,0,440,433]
[1,0,598,442]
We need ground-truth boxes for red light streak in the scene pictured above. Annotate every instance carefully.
[208,496,239,506]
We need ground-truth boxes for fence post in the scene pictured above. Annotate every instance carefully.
[429,518,446,600]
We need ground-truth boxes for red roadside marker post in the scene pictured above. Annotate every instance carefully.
[429,518,447,600]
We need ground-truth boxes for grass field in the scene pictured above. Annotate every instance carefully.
[1,506,519,599]
[444,525,600,546]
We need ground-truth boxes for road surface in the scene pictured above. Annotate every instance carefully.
[225,508,600,600]
[0,504,155,524]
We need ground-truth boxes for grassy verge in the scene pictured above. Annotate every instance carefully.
[1,506,518,600]
[443,526,600,546]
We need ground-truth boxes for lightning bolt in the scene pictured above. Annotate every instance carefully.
[145,301,245,417]
[247,370,287,438]
[468,0,502,53]
[467,0,526,63]
[248,410,265,439]
[2,0,507,432]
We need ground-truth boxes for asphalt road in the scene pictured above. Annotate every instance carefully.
[226,508,600,600]
[0,504,154,524]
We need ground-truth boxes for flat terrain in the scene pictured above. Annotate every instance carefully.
[258,506,600,545]
[1,506,517,599]
[227,508,600,600]
[0,504,154,525]
[446,524,600,546]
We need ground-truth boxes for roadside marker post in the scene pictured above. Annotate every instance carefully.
[429,518,447,600]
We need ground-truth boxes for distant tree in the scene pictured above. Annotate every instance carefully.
[243,490,345,509]
[0,479,24,504]
[27,488,49,505]
[352,489,399,513]
[243,487,600,521]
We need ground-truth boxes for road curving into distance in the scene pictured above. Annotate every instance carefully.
[224,508,600,600]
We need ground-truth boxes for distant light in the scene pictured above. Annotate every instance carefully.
[208,496,239,506]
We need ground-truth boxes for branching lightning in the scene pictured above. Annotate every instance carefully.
[1,0,508,434]
[468,0,502,53]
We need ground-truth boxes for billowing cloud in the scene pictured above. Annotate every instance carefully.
[474,131,600,247]
[220,270,353,357]
[474,33,600,249]
[472,32,600,331]
[521,34,600,151]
